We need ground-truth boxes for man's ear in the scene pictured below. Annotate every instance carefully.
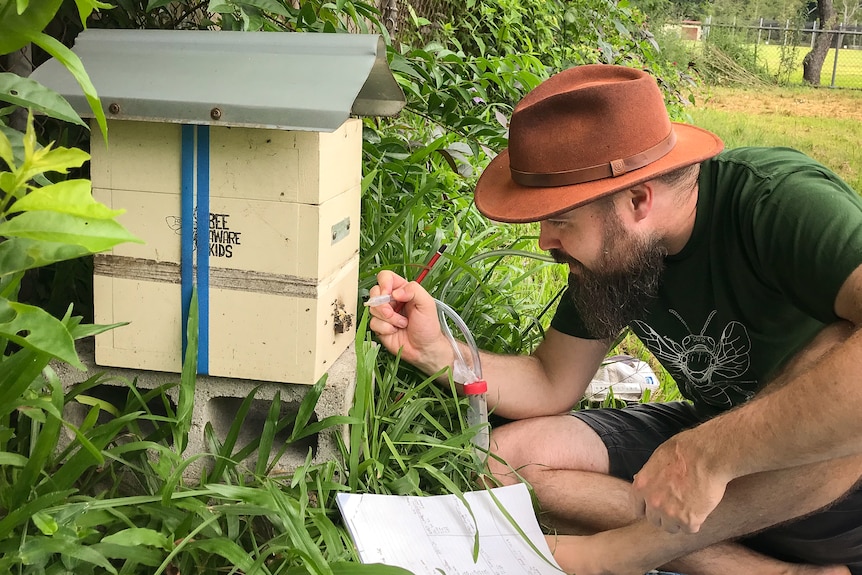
[626,183,653,223]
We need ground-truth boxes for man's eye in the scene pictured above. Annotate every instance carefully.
[548,219,568,228]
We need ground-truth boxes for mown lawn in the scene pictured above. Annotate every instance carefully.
[689,84,862,191]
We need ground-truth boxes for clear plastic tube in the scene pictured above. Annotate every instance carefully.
[434,299,489,461]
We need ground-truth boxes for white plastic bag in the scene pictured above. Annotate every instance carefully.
[585,354,659,403]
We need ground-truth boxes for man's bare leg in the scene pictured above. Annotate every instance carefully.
[489,324,859,574]
[543,453,862,574]
[490,415,848,575]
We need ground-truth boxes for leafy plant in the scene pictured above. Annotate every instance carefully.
[0,0,702,571]
[0,111,149,570]
[0,0,109,138]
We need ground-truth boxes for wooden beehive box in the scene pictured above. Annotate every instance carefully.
[31,29,405,384]
[91,118,361,383]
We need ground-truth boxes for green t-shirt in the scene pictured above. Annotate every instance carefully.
[551,147,862,412]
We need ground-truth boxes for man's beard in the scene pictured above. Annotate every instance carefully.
[550,218,667,340]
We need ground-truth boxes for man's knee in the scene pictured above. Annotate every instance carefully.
[488,414,610,485]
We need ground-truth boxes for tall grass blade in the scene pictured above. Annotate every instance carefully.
[255,391,280,476]
[184,538,263,574]
[486,487,559,569]
[5,367,64,508]
[0,349,51,414]
[176,287,199,454]
[330,562,414,575]
[208,384,263,481]
[0,490,75,539]
[288,373,327,442]
[348,309,377,491]
[359,179,435,270]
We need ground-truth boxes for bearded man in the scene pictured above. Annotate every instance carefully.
[368,64,862,574]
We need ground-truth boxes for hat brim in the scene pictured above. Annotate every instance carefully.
[474,123,724,223]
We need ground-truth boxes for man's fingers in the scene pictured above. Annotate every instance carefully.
[661,520,681,534]
[680,522,699,534]
[640,500,705,534]
[368,316,399,336]
[644,505,663,529]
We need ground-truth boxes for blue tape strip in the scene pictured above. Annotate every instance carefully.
[196,125,210,374]
[180,125,195,359]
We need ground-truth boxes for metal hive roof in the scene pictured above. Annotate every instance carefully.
[30,29,405,132]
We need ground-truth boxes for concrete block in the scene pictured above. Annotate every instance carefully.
[54,338,356,481]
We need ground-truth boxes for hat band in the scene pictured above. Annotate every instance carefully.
[510,130,678,188]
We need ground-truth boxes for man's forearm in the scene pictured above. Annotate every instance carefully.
[478,350,588,419]
[422,343,589,419]
[686,322,862,480]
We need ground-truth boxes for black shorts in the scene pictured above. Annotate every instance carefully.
[571,402,862,572]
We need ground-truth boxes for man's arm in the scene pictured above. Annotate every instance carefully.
[368,270,610,419]
[479,328,611,419]
[631,263,862,533]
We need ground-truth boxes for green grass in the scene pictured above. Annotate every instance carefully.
[689,88,862,191]
[752,43,862,88]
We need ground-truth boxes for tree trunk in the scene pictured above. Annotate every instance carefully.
[803,0,839,85]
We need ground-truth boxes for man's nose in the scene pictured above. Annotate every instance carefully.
[538,221,561,251]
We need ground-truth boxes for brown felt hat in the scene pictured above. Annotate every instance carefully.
[474,64,724,223]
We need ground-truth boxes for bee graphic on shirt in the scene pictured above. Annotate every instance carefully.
[632,310,755,408]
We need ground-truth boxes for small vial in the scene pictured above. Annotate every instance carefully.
[364,294,395,307]
[463,379,489,460]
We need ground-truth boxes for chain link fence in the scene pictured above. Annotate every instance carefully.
[676,19,862,89]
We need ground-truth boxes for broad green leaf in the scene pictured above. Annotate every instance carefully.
[0,171,19,195]
[70,320,128,339]
[185,538,255,571]
[0,0,63,54]
[0,237,92,278]
[19,144,89,184]
[17,405,46,422]
[235,0,292,17]
[27,31,107,140]
[0,124,52,187]
[207,0,232,14]
[0,123,14,168]
[0,489,73,539]
[20,535,118,573]
[146,0,175,10]
[0,349,52,417]
[101,527,170,550]
[31,512,58,535]
[90,542,162,566]
[72,0,111,24]
[10,179,123,219]
[75,394,119,416]
[0,211,143,252]
[0,299,82,368]
[0,72,86,127]
[0,451,28,466]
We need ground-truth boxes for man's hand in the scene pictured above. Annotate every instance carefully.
[630,432,731,534]
[367,270,453,373]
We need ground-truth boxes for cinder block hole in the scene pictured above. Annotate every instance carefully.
[206,397,318,462]
[65,383,178,444]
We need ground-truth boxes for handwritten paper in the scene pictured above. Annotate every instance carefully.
[336,483,563,575]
